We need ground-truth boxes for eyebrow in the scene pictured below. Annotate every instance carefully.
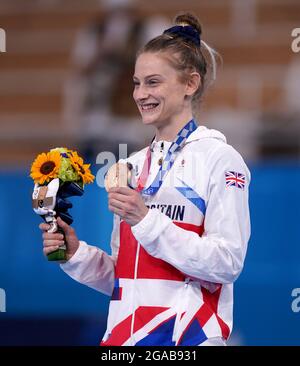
[133,74,163,81]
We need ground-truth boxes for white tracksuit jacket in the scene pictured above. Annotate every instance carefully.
[61,125,251,346]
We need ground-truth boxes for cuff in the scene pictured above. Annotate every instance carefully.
[131,208,171,252]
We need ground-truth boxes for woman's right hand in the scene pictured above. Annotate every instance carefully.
[39,216,80,261]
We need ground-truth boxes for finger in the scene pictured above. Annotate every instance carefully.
[109,198,127,211]
[108,192,129,203]
[43,240,65,247]
[43,232,64,241]
[39,223,50,231]
[109,187,133,195]
[57,217,72,233]
[108,204,126,217]
[43,246,60,256]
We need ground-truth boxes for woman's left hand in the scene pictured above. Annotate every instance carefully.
[108,187,149,226]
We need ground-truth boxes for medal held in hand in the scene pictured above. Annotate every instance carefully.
[104,162,136,191]
[30,148,94,261]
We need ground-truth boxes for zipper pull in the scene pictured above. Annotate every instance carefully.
[184,277,190,288]
[160,142,164,152]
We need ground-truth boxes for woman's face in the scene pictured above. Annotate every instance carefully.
[133,52,188,127]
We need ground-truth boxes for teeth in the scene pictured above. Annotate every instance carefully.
[141,103,159,111]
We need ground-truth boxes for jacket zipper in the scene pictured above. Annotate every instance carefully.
[130,241,141,345]
[172,277,190,343]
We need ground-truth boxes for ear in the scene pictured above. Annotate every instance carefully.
[185,72,201,97]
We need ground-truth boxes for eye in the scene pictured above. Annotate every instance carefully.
[133,80,140,87]
[148,79,159,85]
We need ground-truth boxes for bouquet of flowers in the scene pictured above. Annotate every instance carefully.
[30,147,94,261]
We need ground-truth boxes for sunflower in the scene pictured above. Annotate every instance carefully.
[69,151,95,185]
[30,150,62,185]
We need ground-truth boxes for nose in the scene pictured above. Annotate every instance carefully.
[133,84,149,102]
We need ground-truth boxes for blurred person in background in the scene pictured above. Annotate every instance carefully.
[63,0,169,158]
[40,12,251,346]
[257,56,300,158]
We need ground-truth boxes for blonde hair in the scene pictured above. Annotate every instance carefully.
[137,12,221,110]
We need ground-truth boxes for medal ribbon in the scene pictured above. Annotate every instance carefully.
[136,119,198,196]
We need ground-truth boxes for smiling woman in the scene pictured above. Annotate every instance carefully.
[39,12,251,346]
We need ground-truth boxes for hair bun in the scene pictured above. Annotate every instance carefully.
[174,13,202,37]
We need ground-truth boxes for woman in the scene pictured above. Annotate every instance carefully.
[40,13,250,346]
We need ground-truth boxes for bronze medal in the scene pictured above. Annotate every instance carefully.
[104,162,133,191]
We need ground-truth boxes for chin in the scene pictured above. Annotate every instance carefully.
[140,114,160,126]
[141,117,157,126]
[138,105,163,126]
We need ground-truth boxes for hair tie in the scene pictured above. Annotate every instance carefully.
[163,25,201,46]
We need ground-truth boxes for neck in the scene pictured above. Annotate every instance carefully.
[155,111,194,142]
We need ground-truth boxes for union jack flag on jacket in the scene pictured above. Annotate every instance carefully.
[61,125,251,346]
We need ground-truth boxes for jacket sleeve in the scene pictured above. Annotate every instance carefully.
[131,145,251,284]
[60,214,121,296]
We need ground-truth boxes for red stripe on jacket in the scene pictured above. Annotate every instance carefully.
[115,220,204,281]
